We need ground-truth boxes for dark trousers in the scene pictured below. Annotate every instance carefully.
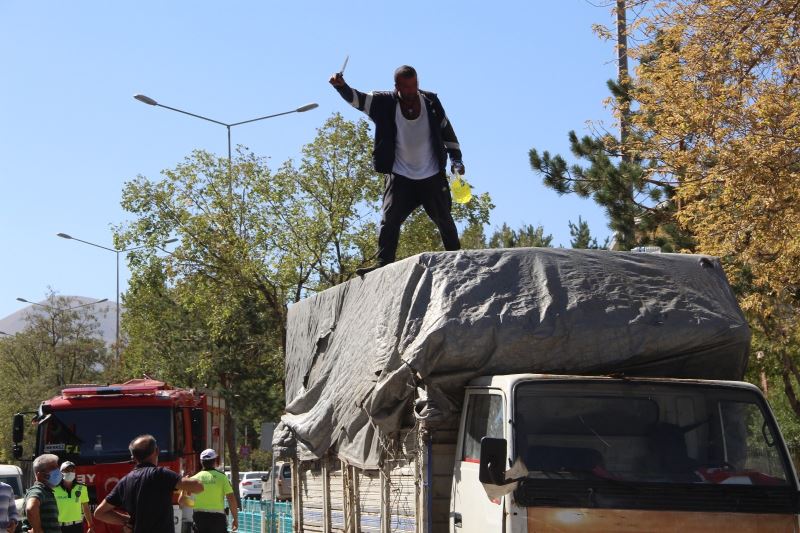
[61,524,83,533]
[377,172,460,264]
[193,512,228,533]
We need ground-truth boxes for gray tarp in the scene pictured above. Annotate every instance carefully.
[274,248,750,468]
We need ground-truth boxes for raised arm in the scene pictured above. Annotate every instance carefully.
[329,73,376,118]
[175,477,204,494]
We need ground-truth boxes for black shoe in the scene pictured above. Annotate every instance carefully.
[356,263,384,276]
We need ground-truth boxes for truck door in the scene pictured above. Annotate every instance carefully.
[451,391,506,533]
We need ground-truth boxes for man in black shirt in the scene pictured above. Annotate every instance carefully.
[330,65,466,275]
[94,435,203,533]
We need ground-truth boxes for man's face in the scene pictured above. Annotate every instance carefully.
[37,461,58,482]
[395,76,419,102]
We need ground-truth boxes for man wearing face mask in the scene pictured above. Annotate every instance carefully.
[330,65,466,275]
[22,454,62,533]
[53,462,93,533]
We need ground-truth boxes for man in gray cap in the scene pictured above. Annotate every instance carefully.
[186,449,238,533]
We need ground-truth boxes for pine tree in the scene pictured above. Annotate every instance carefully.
[488,223,553,249]
[569,216,609,249]
[529,0,694,253]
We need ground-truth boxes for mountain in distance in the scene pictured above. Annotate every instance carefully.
[0,296,120,345]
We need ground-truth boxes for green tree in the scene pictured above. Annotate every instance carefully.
[459,221,488,250]
[569,216,609,249]
[0,291,109,462]
[529,1,693,253]
[488,223,553,249]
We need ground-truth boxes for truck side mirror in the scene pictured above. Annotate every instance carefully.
[479,437,507,485]
[12,413,24,443]
[12,444,23,460]
[190,408,204,453]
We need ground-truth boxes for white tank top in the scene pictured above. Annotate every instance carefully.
[392,94,439,179]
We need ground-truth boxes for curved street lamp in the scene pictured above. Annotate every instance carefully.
[56,233,177,360]
[133,94,318,196]
[132,94,318,161]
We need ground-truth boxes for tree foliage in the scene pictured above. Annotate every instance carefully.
[529,1,694,252]
[0,292,109,462]
[628,0,800,416]
[569,216,609,249]
[487,223,554,249]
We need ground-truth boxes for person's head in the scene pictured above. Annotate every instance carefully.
[60,460,76,485]
[129,434,159,465]
[199,448,218,470]
[394,65,419,102]
[33,454,61,487]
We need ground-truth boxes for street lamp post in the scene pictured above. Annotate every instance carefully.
[56,233,177,360]
[133,94,318,197]
[16,296,108,385]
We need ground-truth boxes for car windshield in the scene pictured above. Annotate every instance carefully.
[0,475,22,498]
[514,381,791,486]
[38,407,173,464]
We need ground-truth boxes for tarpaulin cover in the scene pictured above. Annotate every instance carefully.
[274,248,750,468]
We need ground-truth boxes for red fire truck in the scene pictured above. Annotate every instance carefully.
[12,379,226,533]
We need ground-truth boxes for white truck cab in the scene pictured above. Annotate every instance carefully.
[454,374,799,532]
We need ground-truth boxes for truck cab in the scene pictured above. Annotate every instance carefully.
[261,461,292,501]
[455,374,799,532]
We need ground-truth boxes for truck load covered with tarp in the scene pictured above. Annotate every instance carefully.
[274,248,750,468]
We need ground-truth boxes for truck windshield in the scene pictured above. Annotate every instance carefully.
[514,382,792,486]
[38,407,173,464]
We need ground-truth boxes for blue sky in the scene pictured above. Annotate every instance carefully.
[0,1,619,319]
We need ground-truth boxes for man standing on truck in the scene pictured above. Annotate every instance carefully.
[94,435,203,533]
[183,449,238,533]
[53,461,93,533]
[21,454,61,533]
[329,65,465,275]
[0,479,19,533]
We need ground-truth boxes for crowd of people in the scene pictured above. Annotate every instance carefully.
[0,435,237,533]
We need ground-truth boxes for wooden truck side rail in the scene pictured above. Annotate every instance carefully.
[291,423,458,533]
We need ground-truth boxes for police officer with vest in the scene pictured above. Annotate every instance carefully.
[53,462,93,533]
[186,449,238,533]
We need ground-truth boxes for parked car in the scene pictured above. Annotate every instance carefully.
[225,470,244,485]
[260,462,292,501]
[239,471,269,499]
[0,464,24,532]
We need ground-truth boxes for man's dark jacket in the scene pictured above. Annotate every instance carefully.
[335,84,463,174]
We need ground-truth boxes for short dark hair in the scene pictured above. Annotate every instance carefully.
[129,434,157,462]
[394,65,417,82]
[201,459,216,470]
